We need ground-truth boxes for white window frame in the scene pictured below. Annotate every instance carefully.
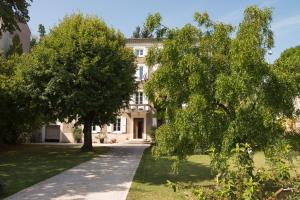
[134,48,144,57]
[135,92,143,105]
[113,118,121,132]
[135,64,148,81]
[138,65,143,80]
[91,125,101,134]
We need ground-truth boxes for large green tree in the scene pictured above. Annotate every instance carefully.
[0,0,32,35]
[275,45,300,95]
[0,54,44,144]
[28,14,136,151]
[144,6,299,158]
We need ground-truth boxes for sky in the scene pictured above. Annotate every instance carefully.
[28,0,300,63]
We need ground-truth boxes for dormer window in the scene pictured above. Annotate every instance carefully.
[134,49,144,57]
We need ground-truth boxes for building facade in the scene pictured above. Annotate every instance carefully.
[0,22,31,54]
[37,38,162,144]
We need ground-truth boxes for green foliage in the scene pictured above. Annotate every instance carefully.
[38,24,46,38]
[132,26,141,38]
[27,14,136,151]
[274,45,300,106]
[29,37,37,49]
[0,0,32,35]
[144,13,167,39]
[265,139,294,181]
[0,54,44,144]
[132,25,153,38]
[72,126,82,142]
[187,142,299,200]
[145,6,298,159]
[6,35,23,57]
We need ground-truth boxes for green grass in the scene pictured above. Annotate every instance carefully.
[127,148,213,200]
[127,148,300,200]
[0,144,110,198]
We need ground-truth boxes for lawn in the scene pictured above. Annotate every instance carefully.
[0,144,109,198]
[127,148,300,200]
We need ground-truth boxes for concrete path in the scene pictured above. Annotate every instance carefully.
[5,144,149,200]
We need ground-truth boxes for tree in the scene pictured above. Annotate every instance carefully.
[30,24,47,50]
[0,54,44,144]
[0,0,32,35]
[28,14,136,151]
[275,45,300,94]
[145,13,167,39]
[140,26,152,38]
[29,36,37,49]
[38,24,46,38]
[144,6,299,159]
[132,25,153,38]
[6,35,23,56]
[132,26,141,38]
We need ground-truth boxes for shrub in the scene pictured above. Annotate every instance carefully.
[72,127,82,143]
[167,141,300,200]
[16,132,32,144]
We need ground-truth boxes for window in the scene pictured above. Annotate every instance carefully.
[136,65,147,81]
[134,49,144,57]
[135,92,143,104]
[91,125,100,134]
[139,66,143,80]
[113,118,121,132]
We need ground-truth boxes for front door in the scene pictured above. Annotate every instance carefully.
[133,118,144,139]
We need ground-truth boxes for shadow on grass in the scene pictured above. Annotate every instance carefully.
[0,144,110,199]
[133,148,213,186]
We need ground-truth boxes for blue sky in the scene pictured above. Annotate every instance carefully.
[28,0,300,62]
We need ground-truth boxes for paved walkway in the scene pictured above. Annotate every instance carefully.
[5,144,149,200]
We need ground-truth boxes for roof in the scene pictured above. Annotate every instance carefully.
[126,38,162,44]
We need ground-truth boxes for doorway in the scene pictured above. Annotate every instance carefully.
[45,125,60,142]
[133,118,144,139]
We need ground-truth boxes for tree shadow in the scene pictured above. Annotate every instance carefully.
[3,145,148,200]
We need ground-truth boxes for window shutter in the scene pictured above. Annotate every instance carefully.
[152,118,157,127]
[144,93,148,104]
[135,67,140,81]
[121,116,127,133]
[143,65,148,80]
[129,94,134,104]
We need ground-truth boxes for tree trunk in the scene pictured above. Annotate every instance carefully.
[81,120,94,152]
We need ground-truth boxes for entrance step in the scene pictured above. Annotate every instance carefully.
[125,140,152,144]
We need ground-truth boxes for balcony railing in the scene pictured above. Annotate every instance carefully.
[136,73,148,82]
[128,104,153,112]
